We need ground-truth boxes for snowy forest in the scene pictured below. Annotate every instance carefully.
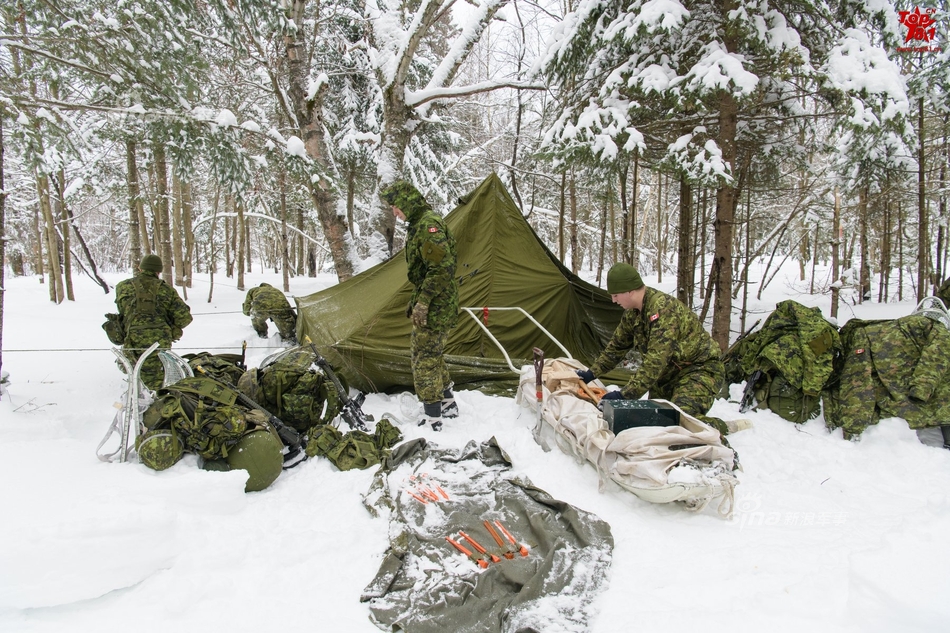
[0,0,948,354]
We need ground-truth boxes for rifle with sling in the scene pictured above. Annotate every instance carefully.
[193,365,307,467]
[303,338,371,432]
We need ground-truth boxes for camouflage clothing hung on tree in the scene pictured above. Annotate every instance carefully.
[115,270,193,390]
[242,283,297,342]
[589,287,724,420]
[380,180,458,405]
[827,314,950,439]
[723,300,841,423]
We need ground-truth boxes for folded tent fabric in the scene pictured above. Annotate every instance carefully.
[361,438,614,633]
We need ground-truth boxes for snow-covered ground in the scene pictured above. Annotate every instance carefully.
[1,264,948,633]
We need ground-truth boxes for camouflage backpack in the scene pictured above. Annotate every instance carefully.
[724,300,842,424]
[255,348,344,432]
[184,351,247,386]
[141,375,267,462]
[305,418,403,471]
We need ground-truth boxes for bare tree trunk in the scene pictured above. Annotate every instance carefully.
[831,188,840,319]
[676,175,693,306]
[284,0,353,279]
[182,181,194,289]
[619,165,629,263]
[296,205,305,276]
[126,140,144,268]
[281,169,290,292]
[656,172,664,283]
[0,114,6,398]
[596,190,608,284]
[858,185,870,303]
[36,172,64,303]
[53,170,75,301]
[878,196,891,302]
[208,186,220,303]
[153,143,174,286]
[172,173,185,289]
[711,89,738,350]
[631,156,639,265]
[740,188,751,333]
[237,199,246,291]
[31,204,45,282]
[569,174,579,274]
[558,172,566,261]
[917,97,929,300]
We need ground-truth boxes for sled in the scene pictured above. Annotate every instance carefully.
[517,357,739,518]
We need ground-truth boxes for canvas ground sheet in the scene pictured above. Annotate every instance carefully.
[361,438,613,633]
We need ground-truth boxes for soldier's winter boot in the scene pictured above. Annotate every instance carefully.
[419,401,443,431]
[941,425,950,450]
[441,384,459,419]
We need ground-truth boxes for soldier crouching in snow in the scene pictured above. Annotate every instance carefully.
[575,262,729,435]
[242,282,298,344]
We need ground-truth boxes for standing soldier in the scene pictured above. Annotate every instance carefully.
[380,180,459,431]
[115,255,193,390]
[937,277,950,310]
[575,262,727,433]
[242,282,298,344]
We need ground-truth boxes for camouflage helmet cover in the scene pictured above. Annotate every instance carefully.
[137,428,184,471]
[379,180,431,214]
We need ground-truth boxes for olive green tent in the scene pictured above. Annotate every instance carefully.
[295,173,623,394]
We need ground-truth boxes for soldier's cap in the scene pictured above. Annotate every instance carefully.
[140,254,163,273]
[379,180,428,211]
[606,263,644,294]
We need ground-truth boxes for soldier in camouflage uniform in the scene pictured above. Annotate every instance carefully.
[115,255,193,390]
[937,277,950,309]
[242,282,297,343]
[380,180,459,431]
[576,263,727,432]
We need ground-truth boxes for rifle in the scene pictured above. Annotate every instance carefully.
[304,338,371,432]
[193,365,307,467]
[739,369,765,413]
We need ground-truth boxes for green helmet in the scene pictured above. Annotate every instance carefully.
[137,428,183,471]
[226,430,283,492]
[379,180,431,217]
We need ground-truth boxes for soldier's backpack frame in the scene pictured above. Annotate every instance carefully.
[97,342,161,463]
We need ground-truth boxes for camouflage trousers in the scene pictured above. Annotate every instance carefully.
[251,309,297,341]
[410,327,452,404]
[123,331,173,391]
[652,359,730,435]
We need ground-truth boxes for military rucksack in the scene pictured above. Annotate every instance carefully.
[141,375,264,461]
[256,348,345,432]
[102,313,125,345]
[184,352,247,386]
[724,300,841,424]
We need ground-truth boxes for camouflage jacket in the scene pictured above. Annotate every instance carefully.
[115,271,193,343]
[404,202,458,331]
[243,283,293,315]
[830,314,950,435]
[590,287,721,398]
[938,277,950,309]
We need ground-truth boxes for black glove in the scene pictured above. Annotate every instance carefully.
[576,369,595,383]
[601,391,625,401]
